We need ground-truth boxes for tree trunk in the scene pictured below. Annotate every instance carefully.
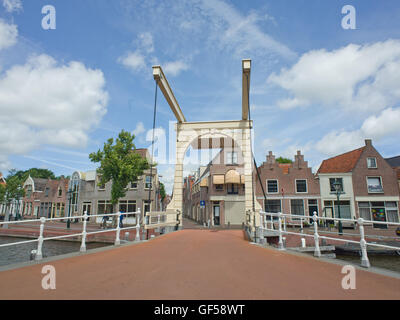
[112,203,118,228]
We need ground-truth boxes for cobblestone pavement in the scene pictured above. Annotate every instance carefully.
[0,229,399,300]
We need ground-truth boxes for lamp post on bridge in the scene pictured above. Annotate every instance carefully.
[331,180,345,236]
[66,188,72,229]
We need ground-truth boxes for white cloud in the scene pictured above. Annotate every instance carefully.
[138,32,154,53]
[269,40,400,112]
[0,54,108,169]
[0,19,18,50]
[163,60,189,76]
[117,50,146,72]
[132,121,145,136]
[316,107,400,156]
[2,0,22,13]
[200,0,295,59]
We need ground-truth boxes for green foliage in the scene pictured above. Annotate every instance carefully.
[89,130,151,206]
[276,157,293,164]
[159,182,166,201]
[0,184,6,204]
[2,170,25,204]
[10,168,57,182]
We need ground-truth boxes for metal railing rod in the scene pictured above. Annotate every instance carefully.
[0,238,38,248]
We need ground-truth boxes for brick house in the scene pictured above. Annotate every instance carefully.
[317,139,399,228]
[67,148,160,224]
[256,150,321,223]
[22,176,69,219]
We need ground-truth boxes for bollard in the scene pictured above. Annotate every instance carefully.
[80,212,88,252]
[124,232,130,241]
[278,212,285,250]
[313,213,321,257]
[35,217,46,260]
[301,238,306,248]
[358,218,370,268]
[115,212,121,245]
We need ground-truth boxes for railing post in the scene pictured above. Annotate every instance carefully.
[115,212,121,245]
[270,213,273,230]
[135,209,141,241]
[35,217,46,261]
[300,217,303,232]
[157,214,160,225]
[80,211,88,252]
[313,212,321,257]
[283,215,286,232]
[278,212,285,250]
[358,218,370,268]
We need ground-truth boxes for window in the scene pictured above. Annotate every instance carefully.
[226,152,238,165]
[291,199,304,218]
[265,199,281,213]
[97,200,113,215]
[329,178,343,192]
[145,176,152,189]
[227,184,238,194]
[387,202,399,223]
[358,202,371,221]
[26,185,32,198]
[130,181,138,189]
[334,200,351,219]
[215,184,224,191]
[267,180,278,193]
[367,177,383,193]
[367,157,377,168]
[45,188,49,197]
[58,187,62,197]
[296,179,307,193]
[119,200,137,213]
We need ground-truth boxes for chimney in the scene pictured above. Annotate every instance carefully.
[365,139,372,147]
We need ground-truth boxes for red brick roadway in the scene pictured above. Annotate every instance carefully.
[0,228,399,299]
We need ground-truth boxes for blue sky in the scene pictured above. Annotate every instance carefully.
[1,0,400,193]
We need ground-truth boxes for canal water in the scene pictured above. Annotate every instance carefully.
[336,254,400,273]
[0,236,111,267]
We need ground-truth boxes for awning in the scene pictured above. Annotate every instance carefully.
[200,178,208,187]
[225,170,241,184]
[213,175,225,185]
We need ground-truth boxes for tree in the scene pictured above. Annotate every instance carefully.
[89,130,151,225]
[2,170,25,222]
[13,168,56,181]
[276,157,293,164]
[159,182,166,201]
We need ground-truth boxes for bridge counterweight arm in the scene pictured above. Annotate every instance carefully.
[152,65,186,123]
[242,59,251,121]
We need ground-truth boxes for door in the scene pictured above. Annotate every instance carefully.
[82,203,91,221]
[213,203,220,226]
[308,199,318,223]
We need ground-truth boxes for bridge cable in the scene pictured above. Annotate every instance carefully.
[147,79,158,239]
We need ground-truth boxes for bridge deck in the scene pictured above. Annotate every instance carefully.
[0,229,399,299]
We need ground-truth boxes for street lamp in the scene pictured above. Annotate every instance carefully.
[66,188,72,229]
[15,185,22,221]
[331,180,345,235]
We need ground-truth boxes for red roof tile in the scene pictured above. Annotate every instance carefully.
[318,147,365,174]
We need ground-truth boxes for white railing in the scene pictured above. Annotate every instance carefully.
[259,210,400,268]
[0,209,143,261]
[144,210,180,230]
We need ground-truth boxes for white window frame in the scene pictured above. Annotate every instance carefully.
[266,179,279,194]
[367,157,377,169]
[295,179,308,194]
[366,176,384,193]
[144,175,152,190]
[97,175,106,191]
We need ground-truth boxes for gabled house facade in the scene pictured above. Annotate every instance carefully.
[256,150,321,222]
[318,139,400,228]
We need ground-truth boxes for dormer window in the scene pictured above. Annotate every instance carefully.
[58,187,62,197]
[367,157,377,168]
